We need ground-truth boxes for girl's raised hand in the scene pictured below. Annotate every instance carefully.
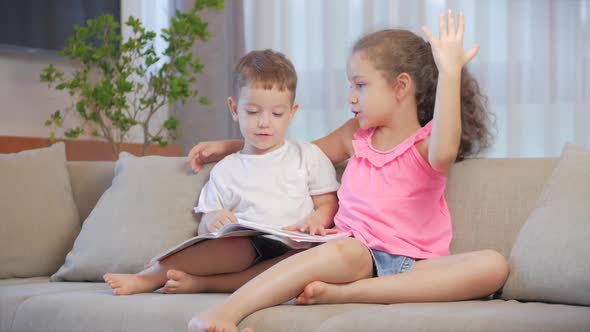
[421,10,479,75]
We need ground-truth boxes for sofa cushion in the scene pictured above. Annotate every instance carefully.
[502,144,590,306]
[51,153,212,281]
[12,293,589,332]
[5,289,590,332]
[0,278,109,332]
[0,142,80,279]
[10,289,226,332]
[240,303,378,332]
[316,300,590,332]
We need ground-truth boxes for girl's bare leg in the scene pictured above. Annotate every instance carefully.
[103,237,257,295]
[296,249,509,305]
[163,251,300,294]
[187,237,374,332]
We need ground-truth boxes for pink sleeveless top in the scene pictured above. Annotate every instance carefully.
[334,122,452,259]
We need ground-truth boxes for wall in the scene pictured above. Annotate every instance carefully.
[0,0,168,144]
[0,47,80,139]
[0,0,242,154]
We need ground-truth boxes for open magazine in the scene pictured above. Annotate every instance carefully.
[146,219,350,267]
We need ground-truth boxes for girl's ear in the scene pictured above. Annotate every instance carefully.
[227,97,239,121]
[394,73,413,100]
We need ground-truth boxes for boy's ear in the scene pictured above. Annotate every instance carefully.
[227,97,238,121]
[394,73,413,100]
[290,102,299,118]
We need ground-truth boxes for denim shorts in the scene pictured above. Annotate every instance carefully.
[369,248,415,277]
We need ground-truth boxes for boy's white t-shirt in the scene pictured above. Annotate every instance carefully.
[194,141,340,228]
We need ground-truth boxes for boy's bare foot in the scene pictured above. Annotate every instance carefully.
[295,281,346,305]
[103,273,160,295]
[163,269,206,294]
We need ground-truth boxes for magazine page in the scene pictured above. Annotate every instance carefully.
[236,219,349,242]
[146,219,350,267]
[145,229,259,267]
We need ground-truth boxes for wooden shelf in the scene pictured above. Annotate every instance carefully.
[0,136,183,161]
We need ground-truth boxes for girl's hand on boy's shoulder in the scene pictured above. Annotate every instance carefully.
[207,209,238,232]
[187,141,228,172]
[421,10,479,75]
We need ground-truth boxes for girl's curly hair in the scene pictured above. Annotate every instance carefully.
[353,29,494,161]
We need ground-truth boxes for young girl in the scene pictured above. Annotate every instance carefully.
[187,11,509,332]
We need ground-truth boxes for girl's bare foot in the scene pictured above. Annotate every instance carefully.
[188,310,254,332]
[103,273,161,295]
[163,269,206,294]
[188,309,254,332]
[295,281,346,305]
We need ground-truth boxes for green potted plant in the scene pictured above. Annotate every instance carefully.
[40,0,224,158]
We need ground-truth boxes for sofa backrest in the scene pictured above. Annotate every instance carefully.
[446,158,557,256]
[67,162,115,223]
[67,157,558,257]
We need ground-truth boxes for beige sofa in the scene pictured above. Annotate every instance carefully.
[2,146,590,332]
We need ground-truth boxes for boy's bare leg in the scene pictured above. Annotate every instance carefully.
[163,251,299,294]
[296,249,509,305]
[187,237,374,332]
[103,237,257,295]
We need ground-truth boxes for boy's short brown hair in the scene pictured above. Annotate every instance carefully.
[232,49,297,103]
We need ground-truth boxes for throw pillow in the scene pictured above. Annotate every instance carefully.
[51,152,212,281]
[0,142,80,278]
[501,144,590,305]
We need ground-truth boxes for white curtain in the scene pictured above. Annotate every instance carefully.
[243,0,590,157]
[120,0,175,142]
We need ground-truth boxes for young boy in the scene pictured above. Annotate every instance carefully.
[103,49,340,296]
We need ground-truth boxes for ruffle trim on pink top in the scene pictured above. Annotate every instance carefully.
[352,121,433,168]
